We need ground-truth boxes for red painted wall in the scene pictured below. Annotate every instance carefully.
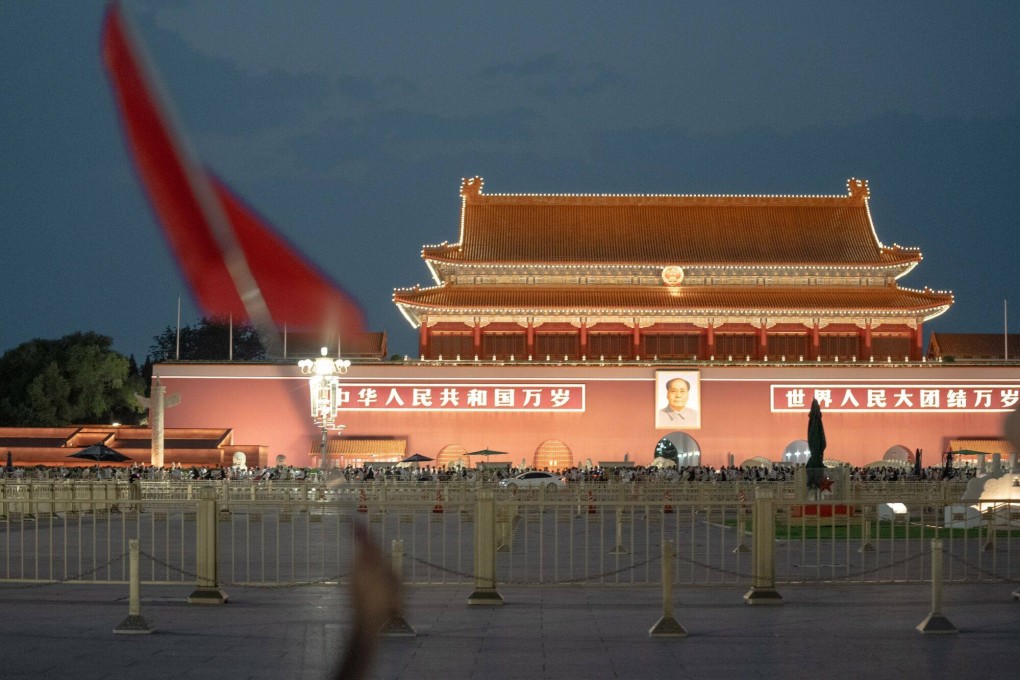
[156,363,1020,468]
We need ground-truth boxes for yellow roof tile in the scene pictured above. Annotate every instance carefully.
[427,180,918,267]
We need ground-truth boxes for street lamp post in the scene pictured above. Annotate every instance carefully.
[298,347,351,468]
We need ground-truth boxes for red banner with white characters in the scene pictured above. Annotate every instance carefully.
[334,383,585,412]
[771,384,1020,413]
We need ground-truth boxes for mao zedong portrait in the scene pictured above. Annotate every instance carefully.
[657,376,700,428]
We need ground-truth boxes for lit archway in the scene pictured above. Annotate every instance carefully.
[654,432,701,467]
[781,439,810,464]
[533,440,573,470]
[436,444,469,470]
[883,445,912,463]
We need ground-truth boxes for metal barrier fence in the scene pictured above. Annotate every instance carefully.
[1,482,1014,593]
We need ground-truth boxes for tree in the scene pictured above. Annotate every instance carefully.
[148,317,267,363]
[0,332,145,426]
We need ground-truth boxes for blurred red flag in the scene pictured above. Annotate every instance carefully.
[101,1,367,348]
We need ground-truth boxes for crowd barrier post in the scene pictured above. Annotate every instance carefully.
[467,491,503,605]
[744,488,783,605]
[188,487,228,604]
[649,539,687,637]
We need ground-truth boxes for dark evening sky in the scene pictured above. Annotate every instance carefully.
[2,1,1017,360]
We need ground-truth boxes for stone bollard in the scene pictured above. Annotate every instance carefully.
[858,507,875,552]
[114,539,154,634]
[793,466,807,503]
[467,491,503,605]
[916,539,957,633]
[379,539,416,636]
[733,501,751,553]
[128,479,143,514]
[20,482,36,521]
[610,507,629,554]
[648,540,687,637]
[188,487,228,604]
[744,488,783,605]
[495,505,512,553]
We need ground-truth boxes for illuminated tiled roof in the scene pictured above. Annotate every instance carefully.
[425,178,920,267]
[949,439,1017,455]
[928,333,1020,360]
[394,285,953,317]
[311,437,407,458]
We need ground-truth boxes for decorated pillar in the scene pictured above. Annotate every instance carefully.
[418,322,429,359]
[579,319,588,357]
[863,321,873,357]
[810,321,820,360]
[526,318,535,357]
[136,378,181,469]
[758,322,768,360]
[912,322,923,361]
[706,321,715,358]
[472,319,481,357]
[151,382,167,468]
[632,319,641,358]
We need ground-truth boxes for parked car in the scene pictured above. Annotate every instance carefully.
[499,471,566,491]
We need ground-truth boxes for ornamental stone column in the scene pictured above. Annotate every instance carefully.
[136,378,181,469]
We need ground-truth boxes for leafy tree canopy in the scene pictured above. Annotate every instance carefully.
[0,332,145,426]
[148,317,267,364]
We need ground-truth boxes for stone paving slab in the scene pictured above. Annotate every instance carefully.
[1,582,1019,679]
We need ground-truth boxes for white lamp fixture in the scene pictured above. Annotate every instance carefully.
[298,347,350,466]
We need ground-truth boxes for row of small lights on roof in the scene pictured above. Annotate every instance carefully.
[462,183,858,200]
[413,354,931,364]
[899,285,954,296]
[469,191,857,199]
[393,281,953,302]
[421,261,917,273]
[460,176,876,199]
[412,261,923,272]
[424,246,922,256]
[395,301,944,317]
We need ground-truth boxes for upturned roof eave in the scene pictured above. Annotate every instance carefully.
[392,291,954,320]
[420,252,922,271]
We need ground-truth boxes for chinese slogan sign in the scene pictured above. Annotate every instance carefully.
[333,383,585,412]
[771,384,1020,413]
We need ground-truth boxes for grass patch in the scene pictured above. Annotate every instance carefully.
[724,518,1018,540]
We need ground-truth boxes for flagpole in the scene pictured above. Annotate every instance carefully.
[175,295,181,361]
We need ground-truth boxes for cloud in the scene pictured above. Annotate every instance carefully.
[480,52,564,79]
[479,53,627,100]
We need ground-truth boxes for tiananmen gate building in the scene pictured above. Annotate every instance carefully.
[151,178,1018,470]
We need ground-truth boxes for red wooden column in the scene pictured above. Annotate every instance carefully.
[810,322,820,360]
[632,321,641,359]
[579,320,588,358]
[706,323,715,358]
[758,324,768,360]
[526,319,535,358]
[419,322,429,359]
[911,322,923,361]
[862,322,872,358]
[473,320,481,358]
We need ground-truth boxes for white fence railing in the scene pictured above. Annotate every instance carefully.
[0,481,1014,594]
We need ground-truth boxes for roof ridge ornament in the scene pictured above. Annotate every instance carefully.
[461,176,484,198]
[847,177,870,202]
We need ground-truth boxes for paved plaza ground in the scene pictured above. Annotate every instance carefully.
[2,580,1020,679]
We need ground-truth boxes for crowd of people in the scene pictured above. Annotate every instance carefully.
[0,460,978,483]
